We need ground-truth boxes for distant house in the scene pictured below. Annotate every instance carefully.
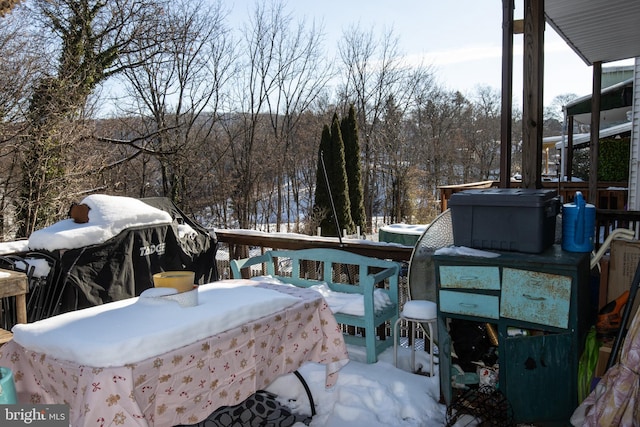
[554,64,637,190]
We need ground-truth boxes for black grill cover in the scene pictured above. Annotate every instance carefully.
[53,197,218,313]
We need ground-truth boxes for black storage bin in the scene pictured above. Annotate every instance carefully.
[448,188,559,254]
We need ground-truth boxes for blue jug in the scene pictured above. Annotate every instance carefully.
[0,366,17,404]
[562,191,596,252]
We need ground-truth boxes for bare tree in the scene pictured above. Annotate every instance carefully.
[290,111,326,233]
[410,86,468,203]
[465,85,502,181]
[261,4,333,232]
[337,25,434,231]
[115,0,236,212]
[0,10,45,239]
[379,95,412,223]
[224,0,331,230]
[544,92,579,136]
[14,0,164,236]
[0,0,546,236]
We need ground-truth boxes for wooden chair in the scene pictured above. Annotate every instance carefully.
[0,269,28,345]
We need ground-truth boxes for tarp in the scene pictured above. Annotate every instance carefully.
[571,257,640,426]
[571,306,640,425]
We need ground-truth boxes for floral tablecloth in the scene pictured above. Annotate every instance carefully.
[0,282,349,426]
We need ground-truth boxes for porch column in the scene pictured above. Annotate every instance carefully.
[628,57,640,210]
[499,0,514,188]
[521,0,544,189]
[589,62,602,205]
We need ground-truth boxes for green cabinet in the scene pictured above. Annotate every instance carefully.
[503,332,574,421]
[435,245,591,425]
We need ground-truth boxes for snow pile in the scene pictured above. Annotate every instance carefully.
[250,276,392,316]
[379,223,428,236]
[14,257,51,278]
[309,282,392,315]
[265,347,446,427]
[0,240,29,255]
[177,223,198,239]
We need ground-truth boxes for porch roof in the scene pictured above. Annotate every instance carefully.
[545,0,640,66]
[565,77,633,124]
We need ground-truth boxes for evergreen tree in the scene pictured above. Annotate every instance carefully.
[314,124,332,233]
[341,104,367,234]
[329,114,355,236]
[313,115,356,237]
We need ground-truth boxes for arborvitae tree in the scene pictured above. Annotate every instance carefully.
[313,114,356,237]
[313,125,332,233]
[341,104,366,235]
[328,114,355,236]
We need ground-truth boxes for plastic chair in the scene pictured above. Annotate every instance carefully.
[0,367,17,404]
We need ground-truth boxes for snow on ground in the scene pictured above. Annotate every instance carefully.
[265,343,447,427]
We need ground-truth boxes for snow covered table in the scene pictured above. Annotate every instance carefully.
[0,279,349,427]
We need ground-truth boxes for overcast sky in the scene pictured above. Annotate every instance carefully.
[228,0,634,107]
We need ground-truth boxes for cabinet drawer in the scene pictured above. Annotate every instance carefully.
[500,268,572,329]
[439,290,500,319]
[439,266,500,290]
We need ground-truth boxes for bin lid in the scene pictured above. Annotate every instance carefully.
[449,188,558,207]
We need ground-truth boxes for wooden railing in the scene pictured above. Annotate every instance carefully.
[216,229,414,264]
[595,209,640,247]
[215,207,640,272]
[438,180,637,249]
[439,181,628,212]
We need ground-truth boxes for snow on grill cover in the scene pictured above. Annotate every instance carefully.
[26,195,218,318]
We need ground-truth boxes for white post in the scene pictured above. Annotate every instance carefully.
[317,227,321,236]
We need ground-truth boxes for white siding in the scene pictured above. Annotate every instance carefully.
[629,57,640,210]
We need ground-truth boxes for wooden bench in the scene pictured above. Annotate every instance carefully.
[230,248,401,363]
[0,268,28,345]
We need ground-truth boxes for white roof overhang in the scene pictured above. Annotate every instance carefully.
[545,0,640,66]
[554,121,632,150]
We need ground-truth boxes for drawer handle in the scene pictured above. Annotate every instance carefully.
[459,302,478,308]
[459,276,478,281]
[523,294,546,301]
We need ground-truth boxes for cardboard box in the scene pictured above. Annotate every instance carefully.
[594,344,612,378]
[608,239,640,327]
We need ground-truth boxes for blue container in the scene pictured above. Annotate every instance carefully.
[562,191,595,252]
[0,366,17,404]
